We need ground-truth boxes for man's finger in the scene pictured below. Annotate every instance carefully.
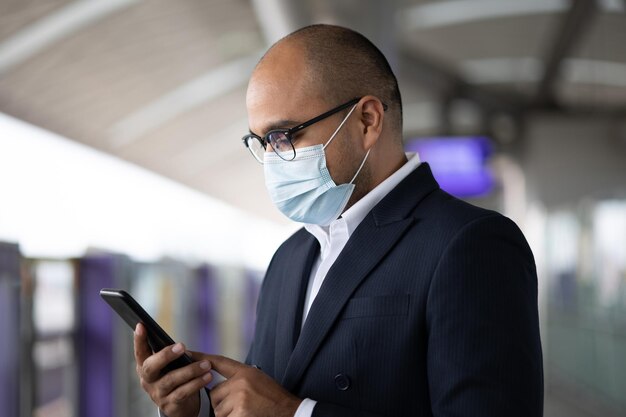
[134,323,152,366]
[156,360,212,396]
[165,372,212,407]
[189,352,244,379]
[142,342,187,382]
[207,379,230,408]
[211,389,234,417]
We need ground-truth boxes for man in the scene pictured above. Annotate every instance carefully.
[134,24,544,417]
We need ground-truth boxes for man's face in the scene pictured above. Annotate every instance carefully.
[245,43,363,186]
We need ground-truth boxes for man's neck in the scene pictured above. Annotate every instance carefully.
[343,150,409,213]
[352,150,407,204]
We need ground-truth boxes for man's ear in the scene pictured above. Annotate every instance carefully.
[358,96,385,150]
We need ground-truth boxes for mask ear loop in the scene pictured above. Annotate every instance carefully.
[349,148,370,184]
[322,103,359,150]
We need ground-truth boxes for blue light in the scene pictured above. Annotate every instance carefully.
[405,136,494,197]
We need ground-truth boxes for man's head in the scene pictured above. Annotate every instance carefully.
[246,24,406,214]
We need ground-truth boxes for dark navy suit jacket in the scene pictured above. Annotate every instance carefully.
[247,163,543,416]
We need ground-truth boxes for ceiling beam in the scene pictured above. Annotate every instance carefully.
[0,0,139,76]
[399,0,623,31]
[324,0,401,70]
[535,0,598,107]
[399,47,527,116]
[249,0,312,46]
[108,53,261,149]
[401,0,569,31]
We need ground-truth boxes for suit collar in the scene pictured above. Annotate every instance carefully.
[372,162,439,226]
[304,153,421,242]
[280,163,439,390]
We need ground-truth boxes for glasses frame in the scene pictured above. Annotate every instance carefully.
[242,97,388,163]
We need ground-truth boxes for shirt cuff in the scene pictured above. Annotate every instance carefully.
[294,398,317,417]
[158,389,211,417]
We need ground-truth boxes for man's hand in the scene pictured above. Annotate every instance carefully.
[134,323,213,417]
[189,352,302,417]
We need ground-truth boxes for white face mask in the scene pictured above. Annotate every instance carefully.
[264,104,370,226]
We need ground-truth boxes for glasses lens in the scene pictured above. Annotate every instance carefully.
[266,131,295,161]
[244,135,265,163]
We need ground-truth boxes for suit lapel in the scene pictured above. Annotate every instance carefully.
[281,214,414,389]
[273,232,319,381]
[281,163,440,390]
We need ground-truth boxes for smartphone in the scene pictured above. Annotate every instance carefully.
[99,288,194,374]
[100,288,214,416]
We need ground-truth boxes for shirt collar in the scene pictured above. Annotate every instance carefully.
[305,152,421,247]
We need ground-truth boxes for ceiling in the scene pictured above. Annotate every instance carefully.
[1,0,624,223]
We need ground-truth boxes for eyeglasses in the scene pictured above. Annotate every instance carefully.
[242,97,387,164]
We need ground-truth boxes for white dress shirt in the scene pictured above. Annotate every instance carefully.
[294,152,421,417]
[163,153,421,417]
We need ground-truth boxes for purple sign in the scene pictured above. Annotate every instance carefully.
[405,136,494,197]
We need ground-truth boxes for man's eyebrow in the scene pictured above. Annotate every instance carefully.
[250,119,302,136]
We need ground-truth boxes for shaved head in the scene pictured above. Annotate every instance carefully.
[247,24,408,211]
[257,24,403,135]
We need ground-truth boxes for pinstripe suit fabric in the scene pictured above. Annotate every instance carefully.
[247,163,543,417]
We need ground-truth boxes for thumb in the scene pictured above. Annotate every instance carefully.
[188,352,244,379]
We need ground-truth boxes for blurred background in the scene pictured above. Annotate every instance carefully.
[0,0,625,416]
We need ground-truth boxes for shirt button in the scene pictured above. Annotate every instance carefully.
[334,373,351,391]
